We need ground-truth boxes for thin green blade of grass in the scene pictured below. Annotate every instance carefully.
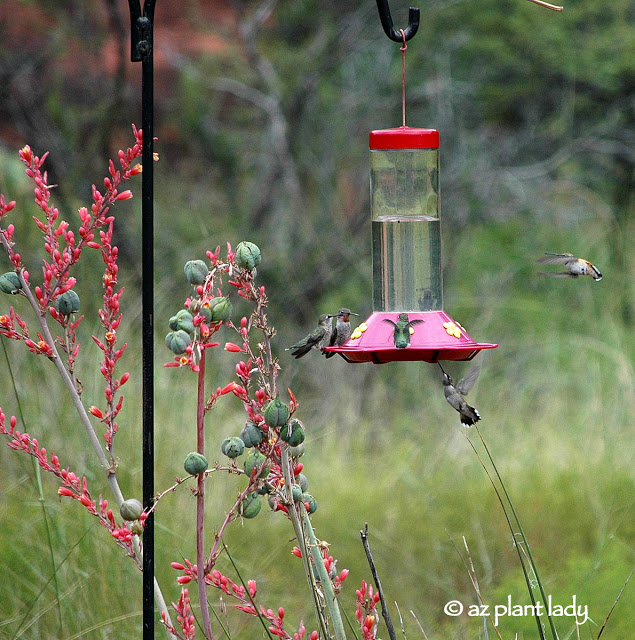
[64,610,143,640]
[475,425,560,640]
[209,597,233,639]
[5,525,96,639]
[223,542,276,640]
[409,610,429,639]
[596,567,633,639]
[2,336,63,633]
[341,602,362,640]
[445,531,502,640]
[9,578,89,637]
[463,535,492,640]
[464,432,551,640]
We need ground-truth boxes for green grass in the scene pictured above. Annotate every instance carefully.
[0,213,632,639]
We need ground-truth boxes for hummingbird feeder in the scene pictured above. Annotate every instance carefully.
[325,1,497,364]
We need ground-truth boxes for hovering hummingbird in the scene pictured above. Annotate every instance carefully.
[286,313,333,359]
[536,253,602,281]
[324,308,359,358]
[383,313,424,349]
[438,360,482,427]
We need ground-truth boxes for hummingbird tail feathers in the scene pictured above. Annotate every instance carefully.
[460,406,481,427]
[289,345,312,358]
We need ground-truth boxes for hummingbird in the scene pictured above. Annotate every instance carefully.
[324,308,359,358]
[438,360,482,427]
[286,313,333,359]
[383,313,424,349]
[536,253,602,281]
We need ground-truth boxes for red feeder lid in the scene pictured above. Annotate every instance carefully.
[324,311,497,364]
[369,126,439,150]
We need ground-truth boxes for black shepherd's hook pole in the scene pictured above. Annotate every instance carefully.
[128,0,156,638]
[375,0,420,42]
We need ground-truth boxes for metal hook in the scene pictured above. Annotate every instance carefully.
[375,0,420,43]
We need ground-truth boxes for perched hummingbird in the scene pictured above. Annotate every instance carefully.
[324,308,359,358]
[286,313,333,359]
[383,313,424,349]
[536,253,602,281]
[438,360,481,427]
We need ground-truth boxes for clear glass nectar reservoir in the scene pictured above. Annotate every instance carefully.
[370,127,442,312]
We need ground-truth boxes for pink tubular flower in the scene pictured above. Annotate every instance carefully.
[220,382,238,395]
[224,342,242,353]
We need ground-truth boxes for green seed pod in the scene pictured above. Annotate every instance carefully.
[240,423,264,448]
[302,492,318,514]
[56,289,81,315]
[267,495,278,510]
[241,493,262,519]
[174,309,194,334]
[119,498,144,521]
[280,420,305,447]
[291,484,303,503]
[244,450,270,478]
[235,241,262,271]
[297,473,309,492]
[264,397,290,428]
[168,315,179,330]
[0,272,22,295]
[198,302,212,323]
[184,452,208,475]
[288,443,305,458]
[221,436,245,459]
[131,522,144,536]
[184,260,209,285]
[208,296,232,323]
[165,330,191,355]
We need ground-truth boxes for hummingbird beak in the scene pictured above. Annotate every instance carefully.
[437,361,448,377]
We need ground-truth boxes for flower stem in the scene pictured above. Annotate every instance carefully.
[304,508,346,640]
[196,348,214,639]
[280,448,331,639]
[15,267,178,639]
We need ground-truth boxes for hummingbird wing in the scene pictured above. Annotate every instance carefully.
[537,271,578,278]
[382,319,397,328]
[456,360,481,395]
[287,328,326,358]
[407,319,424,328]
[536,253,576,265]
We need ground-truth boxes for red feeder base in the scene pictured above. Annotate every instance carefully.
[324,311,497,364]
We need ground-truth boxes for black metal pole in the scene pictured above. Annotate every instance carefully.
[127,1,156,638]
[141,32,155,640]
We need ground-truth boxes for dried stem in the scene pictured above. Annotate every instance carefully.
[526,0,563,10]
[360,524,397,640]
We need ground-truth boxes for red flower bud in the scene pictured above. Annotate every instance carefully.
[89,406,104,419]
